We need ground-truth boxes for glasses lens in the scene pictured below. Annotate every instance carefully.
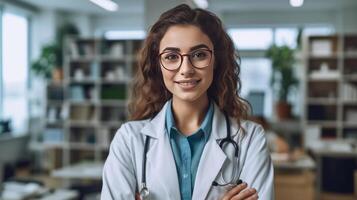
[190,49,212,68]
[160,52,181,70]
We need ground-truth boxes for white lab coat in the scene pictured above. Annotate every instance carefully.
[101,101,274,200]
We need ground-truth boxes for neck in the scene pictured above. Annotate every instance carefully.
[171,96,210,136]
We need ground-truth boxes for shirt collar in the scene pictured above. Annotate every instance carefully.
[165,99,214,141]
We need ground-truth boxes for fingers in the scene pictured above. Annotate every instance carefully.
[221,182,248,200]
[231,188,258,200]
[135,193,141,200]
[245,193,259,200]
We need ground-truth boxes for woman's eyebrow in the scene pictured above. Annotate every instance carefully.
[161,44,210,53]
[162,47,180,52]
[190,44,210,51]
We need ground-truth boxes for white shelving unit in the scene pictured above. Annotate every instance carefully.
[304,34,357,140]
[42,37,142,170]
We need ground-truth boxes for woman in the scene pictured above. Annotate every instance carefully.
[101,4,274,200]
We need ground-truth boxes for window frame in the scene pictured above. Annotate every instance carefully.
[0,4,31,134]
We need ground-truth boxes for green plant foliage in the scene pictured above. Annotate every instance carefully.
[31,22,79,79]
[266,45,299,102]
[31,44,59,79]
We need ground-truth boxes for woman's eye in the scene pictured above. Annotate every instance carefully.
[192,51,208,59]
[164,53,179,61]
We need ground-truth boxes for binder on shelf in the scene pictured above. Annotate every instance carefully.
[110,43,124,58]
[43,128,64,143]
[70,86,85,101]
[101,84,126,100]
[311,39,333,57]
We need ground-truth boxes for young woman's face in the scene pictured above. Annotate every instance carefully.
[159,25,214,104]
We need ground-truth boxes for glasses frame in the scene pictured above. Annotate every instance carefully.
[159,49,213,71]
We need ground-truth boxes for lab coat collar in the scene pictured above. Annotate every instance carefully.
[141,101,240,140]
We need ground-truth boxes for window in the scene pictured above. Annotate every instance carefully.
[275,28,298,49]
[104,30,146,40]
[240,58,273,117]
[1,12,29,134]
[227,28,273,50]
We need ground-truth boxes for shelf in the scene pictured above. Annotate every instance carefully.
[307,121,338,127]
[304,34,357,141]
[68,143,97,150]
[308,54,339,59]
[307,98,338,105]
[100,121,124,127]
[46,121,64,127]
[66,120,98,127]
[69,55,97,61]
[68,78,97,84]
[41,142,66,149]
[100,79,130,84]
[98,56,126,62]
[47,100,64,106]
[343,122,357,128]
[41,37,142,170]
[100,100,126,106]
[343,53,357,58]
[342,100,357,105]
[68,100,98,105]
[343,74,357,81]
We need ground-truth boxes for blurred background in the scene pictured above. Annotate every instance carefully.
[0,0,356,199]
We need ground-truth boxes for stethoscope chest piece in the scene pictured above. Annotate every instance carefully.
[140,184,150,200]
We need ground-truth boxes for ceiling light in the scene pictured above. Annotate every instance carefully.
[290,0,304,7]
[90,0,118,12]
[194,0,209,9]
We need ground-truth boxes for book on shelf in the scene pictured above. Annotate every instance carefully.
[70,86,85,101]
[311,39,333,57]
[342,83,357,101]
[70,105,93,121]
[43,128,64,143]
[97,128,110,147]
[345,110,357,123]
[69,42,79,58]
[91,61,99,80]
[110,43,124,58]
[47,106,62,123]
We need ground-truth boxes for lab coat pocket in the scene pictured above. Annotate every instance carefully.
[206,184,235,200]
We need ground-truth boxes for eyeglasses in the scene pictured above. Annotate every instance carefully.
[159,49,213,71]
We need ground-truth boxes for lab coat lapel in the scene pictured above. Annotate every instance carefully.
[192,138,227,200]
[142,102,181,199]
[192,104,230,200]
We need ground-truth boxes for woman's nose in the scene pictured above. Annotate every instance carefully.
[179,56,195,75]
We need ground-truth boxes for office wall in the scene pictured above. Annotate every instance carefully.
[222,8,357,33]
[70,6,357,39]
[91,13,143,36]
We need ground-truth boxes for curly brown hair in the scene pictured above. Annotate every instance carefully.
[128,4,250,125]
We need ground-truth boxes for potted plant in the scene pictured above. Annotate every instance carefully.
[266,45,298,120]
[31,22,79,82]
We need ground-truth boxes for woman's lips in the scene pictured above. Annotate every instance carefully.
[175,79,201,90]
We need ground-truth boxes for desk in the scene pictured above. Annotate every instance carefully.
[0,181,78,200]
[51,162,103,180]
[40,189,78,200]
[312,148,357,200]
[272,153,316,170]
[273,153,316,200]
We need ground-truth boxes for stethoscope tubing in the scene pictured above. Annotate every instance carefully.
[139,113,240,199]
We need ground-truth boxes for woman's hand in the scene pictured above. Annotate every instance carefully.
[135,193,141,200]
[221,182,258,200]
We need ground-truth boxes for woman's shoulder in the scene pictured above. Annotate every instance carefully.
[117,119,151,136]
[239,119,266,142]
[240,120,264,132]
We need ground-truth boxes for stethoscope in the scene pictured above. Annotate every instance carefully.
[139,114,240,200]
